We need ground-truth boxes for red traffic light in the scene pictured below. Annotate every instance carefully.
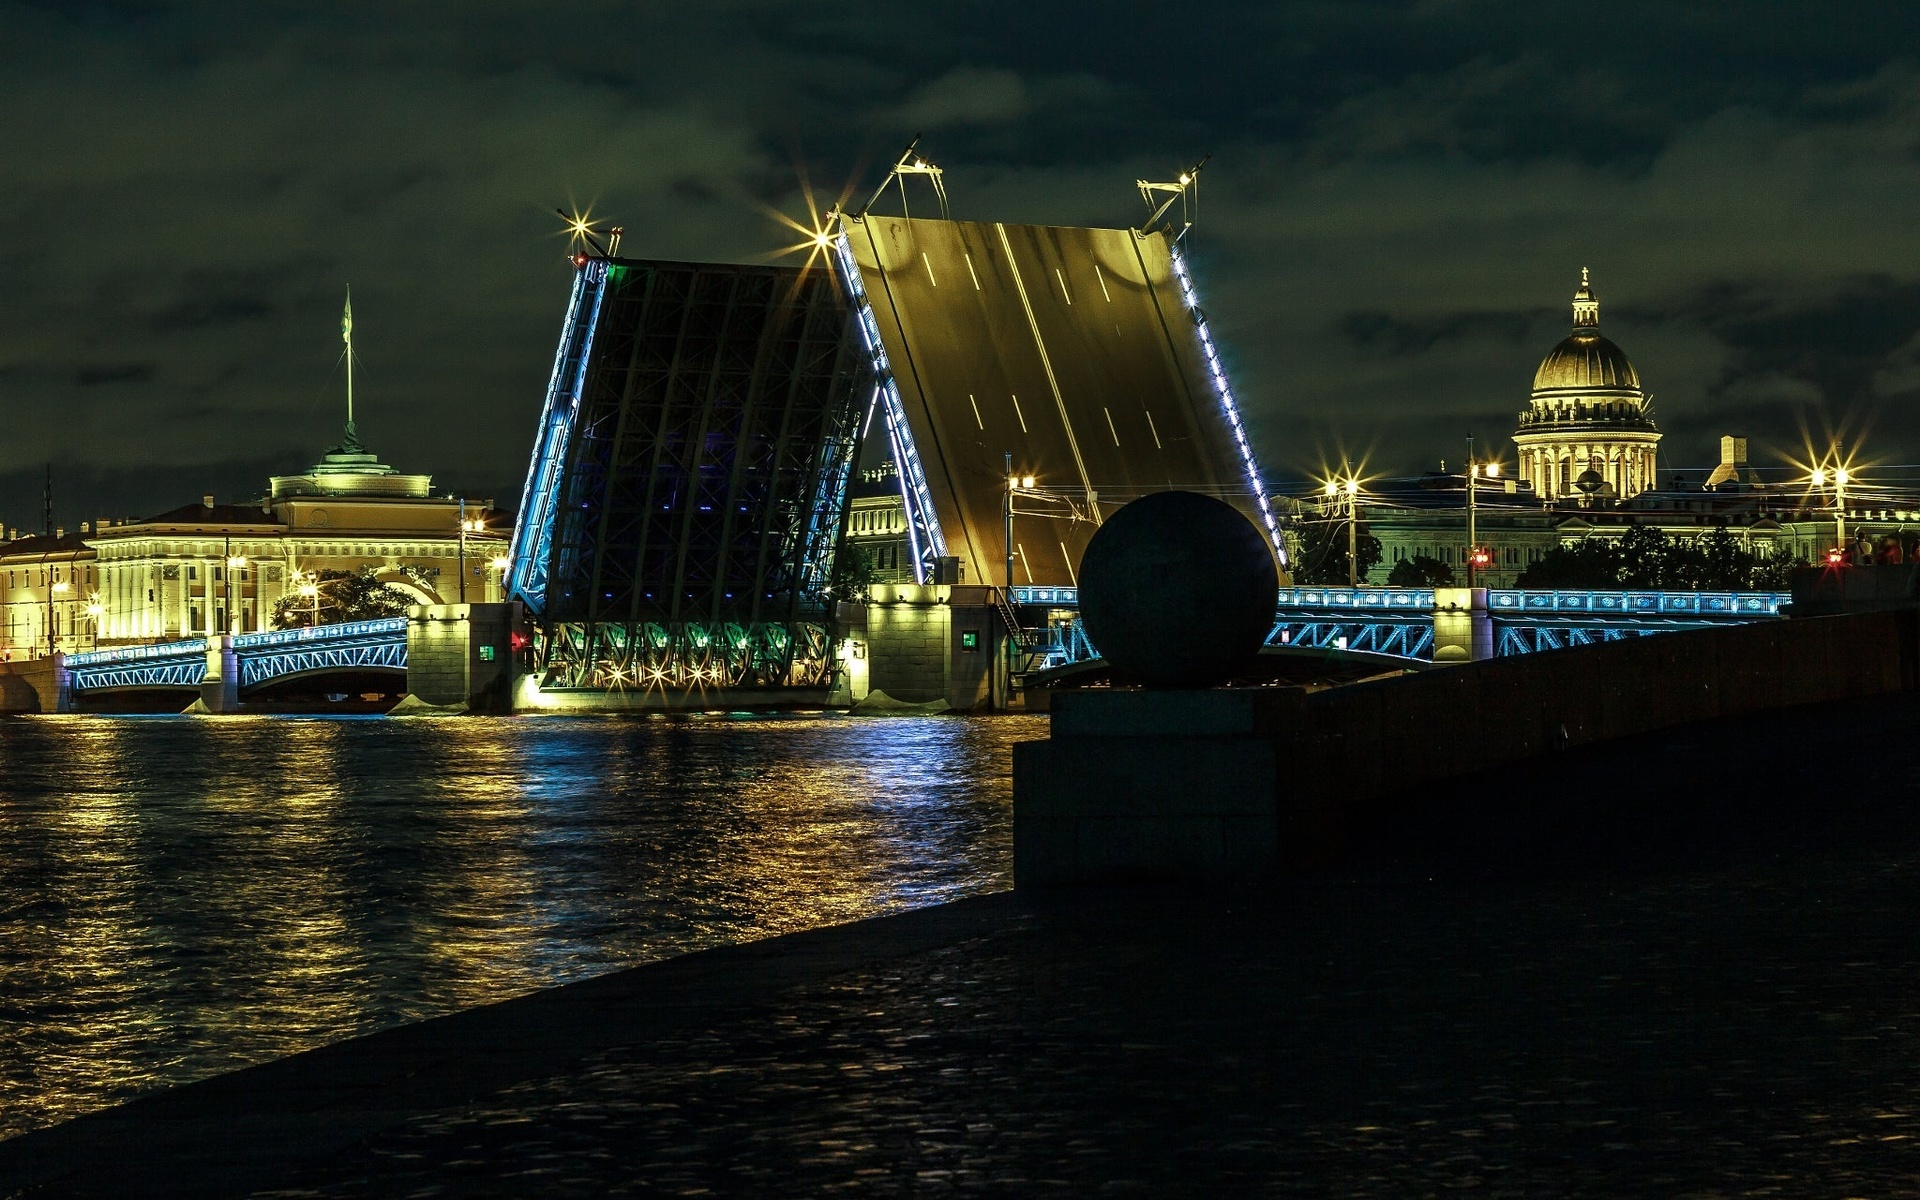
[1825,547,1847,566]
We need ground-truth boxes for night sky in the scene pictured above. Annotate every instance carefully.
[6,2,1920,530]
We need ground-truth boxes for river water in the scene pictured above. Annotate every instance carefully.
[0,713,1038,1140]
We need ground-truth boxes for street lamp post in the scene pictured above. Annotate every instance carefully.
[1466,459,1500,587]
[85,598,104,652]
[1323,476,1361,586]
[1002,454,1036,592]
[225,538,247,636]
[47,575,69,657]
[1811,466,1852,562]
[299,575,321,628]
[489,556,511,602]
[1003,452,1015,594]
[458,500,468,603]
[457,502,488,604]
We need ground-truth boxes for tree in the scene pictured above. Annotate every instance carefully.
[1289,517,1382,585]
[1751,554,1805,591]
[1386,554,1455,587]
[272,568,413,629]
[1694,524,1754,591]
[1514,539,1621,589]
[1615,522,1669,588]
[827,541,875,603]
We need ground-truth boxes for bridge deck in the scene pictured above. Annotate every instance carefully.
[839,216,1264,587]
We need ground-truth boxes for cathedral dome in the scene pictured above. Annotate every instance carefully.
[1511,268,1662,505]
[1532,332,1641,393]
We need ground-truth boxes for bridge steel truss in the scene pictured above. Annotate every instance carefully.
[233,618,409,689]
[512,257,871,694]
[68,638,209,691]
[66,618,412,693]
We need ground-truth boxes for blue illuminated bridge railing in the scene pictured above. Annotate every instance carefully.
[66,617,409,692]
[1008,586,1792,668]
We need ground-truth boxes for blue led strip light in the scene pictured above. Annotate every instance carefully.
[507,259,610,612]
[830,225,948,582]
[1166,244,1284,560]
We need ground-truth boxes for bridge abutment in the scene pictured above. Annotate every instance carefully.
[0,654,71,713]
[407,603,519,714]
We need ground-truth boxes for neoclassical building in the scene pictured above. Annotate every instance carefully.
[0,431,509,657]
[1513,270,1661,502]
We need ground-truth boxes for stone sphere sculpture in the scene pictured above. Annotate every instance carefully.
[1077,491,1278,688]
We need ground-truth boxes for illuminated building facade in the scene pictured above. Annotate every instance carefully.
[0,532,99,658]
[1513,271,1661,502]
[2,436,507,655]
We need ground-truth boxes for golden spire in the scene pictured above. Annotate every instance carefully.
[1571,267,1600,330]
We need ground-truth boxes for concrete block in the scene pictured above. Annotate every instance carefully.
[1051,688,1299,738]
[1012,726,1277,887]
[1073,816,1225,881]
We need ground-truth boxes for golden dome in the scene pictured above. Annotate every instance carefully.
[1532,332,1642,393]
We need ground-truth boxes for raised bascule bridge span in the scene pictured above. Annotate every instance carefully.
[499,167,1279,709]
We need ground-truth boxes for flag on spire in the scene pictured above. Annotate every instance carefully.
[342,286,353,344]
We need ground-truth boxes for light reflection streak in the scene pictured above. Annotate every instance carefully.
[0,712,1031,1138]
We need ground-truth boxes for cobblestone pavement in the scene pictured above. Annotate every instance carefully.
[255,845,1920,1198]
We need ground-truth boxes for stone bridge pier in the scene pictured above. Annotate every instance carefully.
[404,602,520,713]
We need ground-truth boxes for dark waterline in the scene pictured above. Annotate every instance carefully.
[0,712,1039,1139]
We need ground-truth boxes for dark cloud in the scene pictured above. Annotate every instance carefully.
[1337,309,1544,358]
[4,0,1920,526]
[73,363,155,386]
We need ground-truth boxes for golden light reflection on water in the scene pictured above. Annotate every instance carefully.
[0,712,1036,1139]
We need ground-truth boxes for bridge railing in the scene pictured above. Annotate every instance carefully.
[67,638,208,667]
[1011,586,1079,606]
[232,617,410,649]
[1015,586,1788,617]
[1278,587,1435,611]
[1486,590,1788,617]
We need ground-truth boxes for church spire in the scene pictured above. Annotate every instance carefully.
[1571,266,1600,330]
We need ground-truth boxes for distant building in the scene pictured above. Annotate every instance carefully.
[1320,474,1560,589]
[0,531,98,658]
[844,461,913,586]
[1513,270,1661,503]
[1347,434,1920,584]
[0,432,509,657]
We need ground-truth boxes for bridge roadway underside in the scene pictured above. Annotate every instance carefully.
[842,216,1261,587]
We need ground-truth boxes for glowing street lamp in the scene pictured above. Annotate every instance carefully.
[457,501,487,603]
[85,597,105,651]
[1466,455,1501,587]
[297,575,322,628]
[226,550,248,635]
[1810,464,1852,562]
[1324,474,1362,586]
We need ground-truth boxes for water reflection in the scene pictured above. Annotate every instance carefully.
[0,712,1034,1138]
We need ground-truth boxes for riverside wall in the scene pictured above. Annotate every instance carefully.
[1016,610,1919,884]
